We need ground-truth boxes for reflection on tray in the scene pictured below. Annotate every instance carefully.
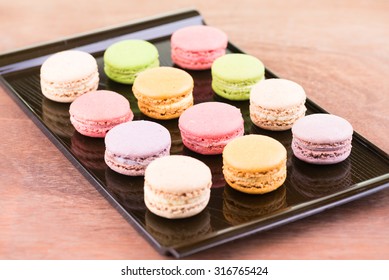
[223,185,287,225]
[290,157,352,199]
[145,210,211,247]
[70,132,106,172]
[190,69,213,103]
[42,98,74,138]
[105,169,146,212]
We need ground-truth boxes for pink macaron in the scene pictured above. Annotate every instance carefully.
[291,113,353,164]
[171,25,228,70]
[69,90,133,137]
[178,102,244,155]
[104,120,171,176]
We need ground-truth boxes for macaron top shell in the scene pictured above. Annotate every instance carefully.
[69,90,131,121]
[179,102,244,138]
[171,25,228,52]
[211,53,265,81]
[105,120,171,157]
[292,114,353,143]
[133,66,193,99]
[145,155,212,193]
[223,135,287,172]
[250,78,306,108]
[41,50,97,82]
[103,39,159,68]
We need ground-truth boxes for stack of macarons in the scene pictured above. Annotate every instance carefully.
[38,23,355,221]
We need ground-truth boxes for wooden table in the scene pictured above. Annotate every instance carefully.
[1,0,388,259]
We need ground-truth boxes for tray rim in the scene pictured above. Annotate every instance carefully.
[1,8,388,258]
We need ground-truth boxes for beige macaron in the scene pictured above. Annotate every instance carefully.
[144,155,212,219]
[250,78,306,130]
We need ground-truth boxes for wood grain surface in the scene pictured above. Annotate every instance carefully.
[0,0,388,259]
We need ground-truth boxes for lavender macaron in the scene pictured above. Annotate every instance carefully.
[291,113,353,164]
[104,120,171,176]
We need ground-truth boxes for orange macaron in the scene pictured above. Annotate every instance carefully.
[132,66,194,120]
[222,134,287,194]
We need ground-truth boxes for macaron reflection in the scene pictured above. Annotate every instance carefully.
[145,210,211,247]
[290,157,352,199]
[223,185,287,225]
[42,98,75,138]
[105,168,146,212]
[70,132,106,172]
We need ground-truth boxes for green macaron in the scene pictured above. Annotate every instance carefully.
[211,53,265,100]
[103,39,159,84]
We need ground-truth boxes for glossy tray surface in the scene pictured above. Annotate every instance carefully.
[1,10,388,258]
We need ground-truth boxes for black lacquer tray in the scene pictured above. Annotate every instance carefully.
[1,9,388,258]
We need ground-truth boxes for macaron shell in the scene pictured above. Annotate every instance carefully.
[250,78,306,109]
[133,67,193,99]
[171,25,228,52]
[41,50,98,82]
[211,53,264,81]
[292,114,353,143]
[223,135,286,172]
[104,121,171,158]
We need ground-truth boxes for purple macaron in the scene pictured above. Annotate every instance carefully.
[104,120,171,176]
[291,113,353,164]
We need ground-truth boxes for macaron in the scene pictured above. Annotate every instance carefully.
[40,50,99,102]
[69,90,133,137]
[144,155,212,219]
[178,102,244,155]
[291,113,353,164]
[250,78,307,130]
[222,134,287,194]
[132,66,194,119]
[171,25,228,70]
[103,39,159,84]
[104,120,171,176]
[211,53,265,101]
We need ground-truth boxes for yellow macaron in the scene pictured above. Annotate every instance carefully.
[132,66,194,119]
[222,134,287,194]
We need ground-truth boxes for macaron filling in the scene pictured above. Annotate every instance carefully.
[292,137,352,162]
[212,75,264,100]
[172,48,226,69]
[250,102,306,129]
[105,147,169,175]
[104,59,159,84]
[223,159,287,191]
[180,127,244,154]
[41,71,99,99]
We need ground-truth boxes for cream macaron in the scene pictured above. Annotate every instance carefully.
[144,155,212,219]
[250,78,306,130]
